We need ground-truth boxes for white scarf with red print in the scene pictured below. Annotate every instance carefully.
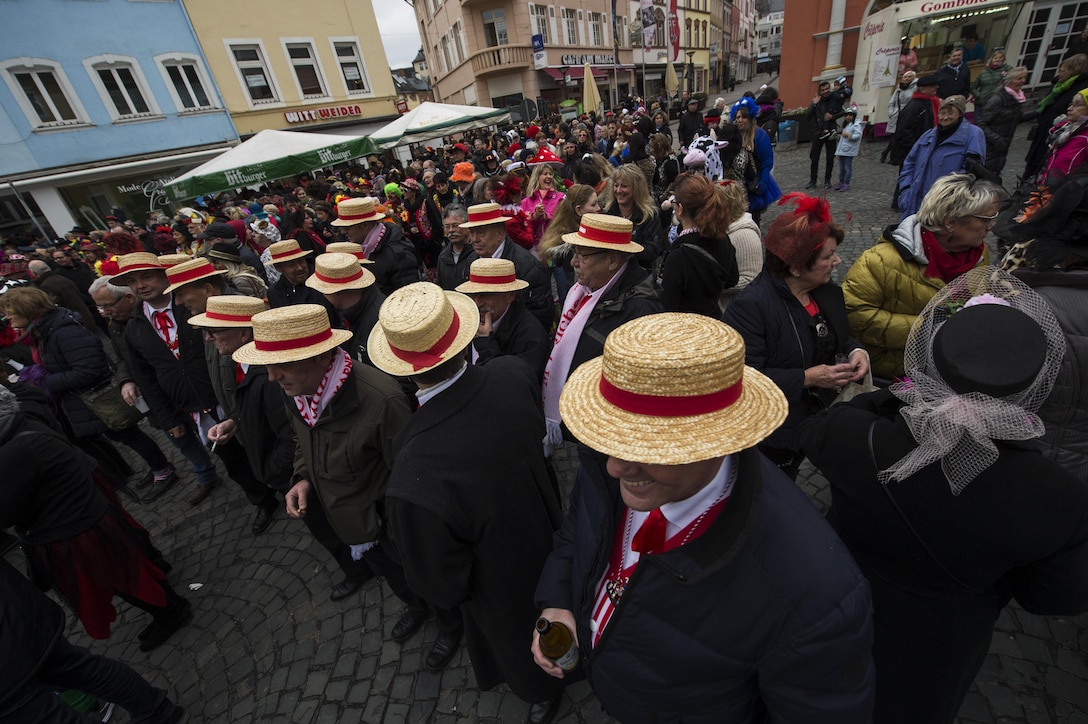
[293,348,352,428]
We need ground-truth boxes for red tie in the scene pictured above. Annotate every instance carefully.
[235,363,245,385]
[151,310,177,353]
[631,509,667,555]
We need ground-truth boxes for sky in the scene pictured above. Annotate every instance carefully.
[372,0,425,69]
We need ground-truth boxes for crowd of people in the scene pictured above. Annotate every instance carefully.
[1,53,1087,723]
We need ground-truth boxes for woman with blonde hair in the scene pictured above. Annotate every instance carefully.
[206,247,268,299]
[732,105,782,224]
[605,164,663,267]
[520,163,565,246]
[537,184,601,301]
[718,179,764,306]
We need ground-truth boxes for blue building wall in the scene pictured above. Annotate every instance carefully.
[0,0,237,177]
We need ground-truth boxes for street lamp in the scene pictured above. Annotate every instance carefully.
[558,65,569,102]
[686,51,695,94]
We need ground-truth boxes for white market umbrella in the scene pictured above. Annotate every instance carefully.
[164,129,376,201]
[368,101,510,149]
[582,62,603,116]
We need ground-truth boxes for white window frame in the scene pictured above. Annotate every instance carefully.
[0,57,93,130]
[530,4,550,45]
[452,22,467,66]
[224,39,283,109]
[153,52,218,114]
[327,37,374,97]
[83,54,163,123]
[589,12,603,47]
[561,9,577,46]
[280,39,331,102]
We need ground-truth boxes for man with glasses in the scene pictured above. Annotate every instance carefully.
[540,214,662,454]
[436,205,473,290]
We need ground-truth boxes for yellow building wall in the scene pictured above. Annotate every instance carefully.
[184,0,400,135]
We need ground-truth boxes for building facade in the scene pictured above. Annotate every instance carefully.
[183,0,402,138]
[756,9,783,75]
[0,0,238,240]
[778,0,1080,130]
[414,0,636,116]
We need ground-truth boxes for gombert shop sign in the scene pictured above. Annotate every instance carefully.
[284,105,363,124]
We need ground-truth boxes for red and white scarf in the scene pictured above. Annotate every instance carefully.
[293,348,352,428]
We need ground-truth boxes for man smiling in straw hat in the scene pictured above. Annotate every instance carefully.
[532,313,875,722]
[234,304,413,606]
[459,202,554,331]
[370,282,564,720]
[540,213,661,456]
[330,196,421,296]
[456,257,550,382]
[306,252,385,366]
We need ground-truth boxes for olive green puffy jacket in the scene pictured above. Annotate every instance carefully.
[842,220,990,379]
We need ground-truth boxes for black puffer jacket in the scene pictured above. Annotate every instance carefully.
[976,88,1038,174]
[36,307,112,438]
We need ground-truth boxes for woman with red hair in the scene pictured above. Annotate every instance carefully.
[723,193,869,478]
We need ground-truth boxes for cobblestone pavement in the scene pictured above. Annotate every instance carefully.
[6,78,1085,723]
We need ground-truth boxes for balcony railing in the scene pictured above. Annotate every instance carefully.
[469,44,534,76]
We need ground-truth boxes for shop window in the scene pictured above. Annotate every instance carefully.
[531,4,550,45]
[228,42,280,106]
[156,54,216,112]
[84,55,161,122]
[482,9,509,48]
[284,42,328,99]
[1,58,91,129]
[330,40,371,95]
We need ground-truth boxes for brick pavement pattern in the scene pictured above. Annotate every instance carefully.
[6,77,1085,723]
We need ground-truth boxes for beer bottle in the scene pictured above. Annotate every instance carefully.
[535,617,580,671]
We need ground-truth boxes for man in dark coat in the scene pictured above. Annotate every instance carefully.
[0,557,185,723]
[935,47,973,100]
[456,258,551,383]
[459,202,554,331]
[436,204,473,290]
[331,196,421,295]
[304,252,386,366]
[805,80,846,189]
[369,282,564,724]
[113,254,224,505]
[49,247,97,294]
[677,97,706,149]
[533,313,875,723]
[264,240,340,324]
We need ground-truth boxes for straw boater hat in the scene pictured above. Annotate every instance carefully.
[455,258,528,294]
[367,282,480,376]
[330,197,385,227]
[115,252,163,282]
[324,241,374,264]
[562,213,644,254]
[188,295,268,329]
[232,304,352,365]
[266,239,312,265]
[458,202,514,229]
[158,253,191,268]
[163,257,228,294]
[305,252,376,294]
[560,313,787,465]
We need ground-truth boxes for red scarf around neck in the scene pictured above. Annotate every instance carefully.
[921,228,983,283]
[911,92,941,127]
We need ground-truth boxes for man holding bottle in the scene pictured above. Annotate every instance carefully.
[532,313,876,722]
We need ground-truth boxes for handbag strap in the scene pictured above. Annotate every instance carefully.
[866,421,995,598]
